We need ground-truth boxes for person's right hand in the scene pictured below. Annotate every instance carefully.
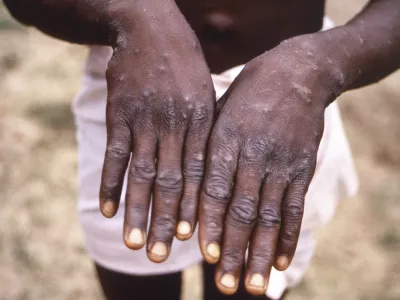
[99,1,215,263]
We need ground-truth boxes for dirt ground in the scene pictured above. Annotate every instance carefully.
[1,1,399,300]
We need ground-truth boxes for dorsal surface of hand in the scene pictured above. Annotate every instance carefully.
[199,36,344,295]
[99,1,216,263]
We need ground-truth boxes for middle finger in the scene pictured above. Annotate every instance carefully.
[245,177,287,295]
[215,155,265,295]
[147,133,184,263]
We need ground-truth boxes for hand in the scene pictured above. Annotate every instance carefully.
[199,36,344,295]
[99,2,215,263]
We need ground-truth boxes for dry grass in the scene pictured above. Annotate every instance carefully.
[1,1,399,299]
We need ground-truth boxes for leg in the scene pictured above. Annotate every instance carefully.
[95,263,182,300]
[202,262,287,300]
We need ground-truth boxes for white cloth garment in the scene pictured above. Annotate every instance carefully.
[72,16,358,299]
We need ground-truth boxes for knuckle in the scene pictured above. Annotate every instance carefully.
[126,202,147,216]
[295,153,317,173]
[101,167,120,188]
[222,248,245,265]
[162,98,183,131]
[243,137,269,162]
[180,196,197,212]
[156,169,183,193]
[100,185,117,198]
[101,178,122,199]
[213,123,238,145]
[153,213,176,235]
[107,95,132,116]
[203,213,224,236]
[184,155,205,182]
[228,196,258,226]
[288,177,309,193]
[265,172,290,186]
[284,200,304,221]
[105,142,130,161]
[125,203,148,227]
[191,103,212,126]
[130,159,156,183]
[272,147,296,165]
[280,228,298,244]
[251,248,275,262]
[204,174,232,203]
[258,204,281,229]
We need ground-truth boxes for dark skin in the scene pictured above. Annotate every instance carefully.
[4,0,400,295]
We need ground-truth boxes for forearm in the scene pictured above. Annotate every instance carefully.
[317,0,400,94]
[3,0,179,46]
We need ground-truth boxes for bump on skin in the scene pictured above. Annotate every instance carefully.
[158,65,167,73]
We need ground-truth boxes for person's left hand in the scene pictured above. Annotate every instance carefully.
[198,35,345,295]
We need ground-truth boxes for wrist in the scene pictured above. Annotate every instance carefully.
[106,0,187,48]
[303,26,366,95]
[280,34,348,108]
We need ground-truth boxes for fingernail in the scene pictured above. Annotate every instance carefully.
[276,255,289,270]
[102,200,115,218]
[151,242,168,258]
[249,273,265,288]
[177,221,192,236]
[206,243,220,260]
[127,228,145,248]
[220,274,236,289]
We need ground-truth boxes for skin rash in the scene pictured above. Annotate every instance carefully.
[4,0,400,296]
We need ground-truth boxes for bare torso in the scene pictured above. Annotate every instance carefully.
[176,0,325,73]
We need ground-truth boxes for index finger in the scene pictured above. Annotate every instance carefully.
[123,131,157,250]
[199,125,239,264]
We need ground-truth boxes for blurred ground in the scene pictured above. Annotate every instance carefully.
[0,1,399,300]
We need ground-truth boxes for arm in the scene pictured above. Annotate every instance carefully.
[5,0,216,262]
[198,0,400,296]
[4,0,124,45]
[3,0,199,47]
[314,0,400,96]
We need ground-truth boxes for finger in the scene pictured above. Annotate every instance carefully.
[215,159,264,295]
[245,179,287,295]
[147,134,184,263]
[177,103,213,240]
[274,176,309,271]
[99,120,131,218]
[199,126,239,265]
[123,132,157,250]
